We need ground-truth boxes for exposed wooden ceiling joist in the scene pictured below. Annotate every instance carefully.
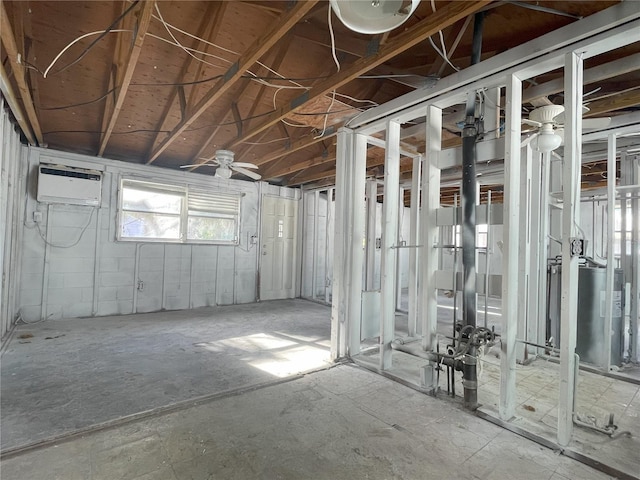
[146,2,227,158]
[0,0,43,145]
[264,144,337,179]
[188,41,292,170]
[524,53,640,104]
[98,0,155,156]
[228,0,492,148]
[0,61,36,144]
[146,0,320,164]
[583,88,640,117]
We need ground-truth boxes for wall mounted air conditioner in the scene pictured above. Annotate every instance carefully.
[37,163,102,206]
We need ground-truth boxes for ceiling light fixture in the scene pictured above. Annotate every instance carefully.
[329,0,420,35]
[215,165,232,179]
[533,123,563,153]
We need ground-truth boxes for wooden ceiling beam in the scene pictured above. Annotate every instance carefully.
[584,88,640,117]
[523,53,640,105]
[0,1,43,144]
[285,165,337,186]
[227,39,292,162]
[0,62,36,144]
[252,128,339,167]
[188,44,290,169]
[430,15,473,77]
[187,111,232,169]
[147,2,227,157]
[228,0,491,148]
[147,0,320,164]
[263,144,337,179]
[185,3,229,111]
[99,0,155,156]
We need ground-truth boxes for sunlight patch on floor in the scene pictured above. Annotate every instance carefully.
[248,346,331,377]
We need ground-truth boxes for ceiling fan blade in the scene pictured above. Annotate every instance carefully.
[232,166,262,180]
[232,162,259,169]
[180,164,216,168]
[583,117,611,129]
[521,132,539,147]
[522,119,542,128]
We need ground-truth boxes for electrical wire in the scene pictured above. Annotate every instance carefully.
[149,28,309,91]
[44,0,140,78]
[43,29,133,78]
[150,9,308,92]
[36,87,119,111]
[155,3,229,71]
[428,0,460,73]
[315,90,337,139]
[241,137,289,145]
[36,208,96,248]
[43,105,371,136]
[132,75,225,87]
[333,92,378,107]
[428,37,460,72]
[146,33,231,69]
[327,3,340,73]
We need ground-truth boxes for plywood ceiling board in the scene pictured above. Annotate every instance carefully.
[147,0,320,164]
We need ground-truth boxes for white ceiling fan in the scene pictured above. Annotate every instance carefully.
[181,150,261,181]
[521,105,611,153]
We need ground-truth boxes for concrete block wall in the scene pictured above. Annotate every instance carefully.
[15,147,297,322]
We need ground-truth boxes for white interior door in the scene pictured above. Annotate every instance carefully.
[260,196,298,300]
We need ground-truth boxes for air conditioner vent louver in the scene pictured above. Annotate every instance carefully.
[37,163,102,206]
[40,167,101,181]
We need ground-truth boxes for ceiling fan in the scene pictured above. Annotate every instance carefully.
[181,150,261,181]
[521,105,611,153]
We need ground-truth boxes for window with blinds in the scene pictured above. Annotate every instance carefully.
[118,179,240,244]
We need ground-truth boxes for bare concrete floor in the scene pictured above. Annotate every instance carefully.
[1,299,332,451]
[1,298,636,479]
[0,364,620,480]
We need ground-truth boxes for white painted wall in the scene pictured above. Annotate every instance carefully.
[301,191,329,299]
[15,147,298,322]
[0,100,26,339]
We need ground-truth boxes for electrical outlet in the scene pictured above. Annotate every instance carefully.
[250,234,258,245]
[569,237,585,257]
[33,211,43,223]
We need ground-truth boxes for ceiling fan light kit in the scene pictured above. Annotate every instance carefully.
[215,166,233,179]
[534,128,563,153]
[329,0,420,34]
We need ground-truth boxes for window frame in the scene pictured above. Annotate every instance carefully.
[117,178,241,245]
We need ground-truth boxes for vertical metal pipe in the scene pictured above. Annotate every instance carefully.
[461,12,484,410]
[461,12,485,331]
